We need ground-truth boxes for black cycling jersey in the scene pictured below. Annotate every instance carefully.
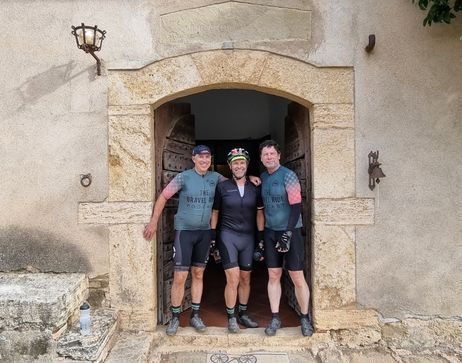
[213,179,264,234]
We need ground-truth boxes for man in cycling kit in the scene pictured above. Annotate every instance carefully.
[143,145,260,336]
[211,148,264,333]
[259,140,314,337]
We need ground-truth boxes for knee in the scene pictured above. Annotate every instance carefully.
[268,269,282,284]
[227,274,240,289]
[289,271,307,288]
[190,267,205,281]
[239,273,251,287]
[173,273,187,286]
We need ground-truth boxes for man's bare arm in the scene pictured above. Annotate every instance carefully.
[143,194,168,240]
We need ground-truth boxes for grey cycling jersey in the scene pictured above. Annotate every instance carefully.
[162,168,223,230]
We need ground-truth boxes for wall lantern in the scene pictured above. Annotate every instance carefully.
[71,23,106,75]
[368,150,386,190]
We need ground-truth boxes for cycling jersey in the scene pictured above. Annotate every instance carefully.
[213,179,264,235]
[261,166,302,231]
[162,169,225,230]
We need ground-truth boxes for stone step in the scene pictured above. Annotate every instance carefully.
[104,332,154,363]
[0,272,88,332]
[56,308,118,363]
[150,327,332,352]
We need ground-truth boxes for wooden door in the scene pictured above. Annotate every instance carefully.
[282,102,311,314]
[154,103,195,324]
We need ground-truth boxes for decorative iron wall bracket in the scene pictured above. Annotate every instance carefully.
[368,150,385,191]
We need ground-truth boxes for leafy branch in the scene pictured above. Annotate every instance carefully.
[412,0,462,26]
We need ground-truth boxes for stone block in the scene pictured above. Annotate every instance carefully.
[312,225,356,309]
[117,309,157,332]
[190,50,268,87]
[105,331,154,363]
[108,112,153,201]
[312,104,354,129]
[79,202,152,225]
[313,309,379,331]
[108,56,202,106]
[344,349,397,363]
[159,3,311,45]
[313,198,375,225]
[330,328,382,348]
[311,128,355,198]
[0,329,52,362]
[259,55,354,104]
[382,317,462,350]
[108,104,152,116]
[0,273,87,331]
[108,224,156,314]
[57,309,118,363]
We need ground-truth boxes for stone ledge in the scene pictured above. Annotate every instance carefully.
[108,104,152,116]
[313,198,375,225]
[57,309,118,362]
[0,273,88,331]
[313,309,380,331]
[79,202,152,224]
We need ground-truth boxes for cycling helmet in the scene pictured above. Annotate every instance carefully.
[227,148,250,164]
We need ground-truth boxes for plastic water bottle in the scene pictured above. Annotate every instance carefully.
[79,302,91,335]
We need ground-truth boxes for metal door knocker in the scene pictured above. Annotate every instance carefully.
[80,174,92,187]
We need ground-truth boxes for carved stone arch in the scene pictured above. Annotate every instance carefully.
[79,49,377,332]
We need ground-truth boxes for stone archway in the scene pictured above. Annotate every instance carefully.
[79,49,377,332]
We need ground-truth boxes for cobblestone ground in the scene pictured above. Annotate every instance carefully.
[152,347,462,363]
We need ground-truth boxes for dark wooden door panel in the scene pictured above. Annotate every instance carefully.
[154,102,195,324]
[282,102,311,313]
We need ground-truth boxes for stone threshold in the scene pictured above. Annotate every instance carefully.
[150,326,332,353]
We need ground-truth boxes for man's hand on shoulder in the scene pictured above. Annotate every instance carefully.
[249,175,261,186]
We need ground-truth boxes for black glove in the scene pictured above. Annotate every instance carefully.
[275,231,292,253]
[253,231,265,261]
[209,229,221,263]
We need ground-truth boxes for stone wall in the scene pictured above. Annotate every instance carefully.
[0,0,461,323]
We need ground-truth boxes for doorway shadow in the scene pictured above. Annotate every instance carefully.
[178,260,300,329]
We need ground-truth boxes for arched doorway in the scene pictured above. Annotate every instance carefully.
[79,49,378,332]
[153,90,310,326]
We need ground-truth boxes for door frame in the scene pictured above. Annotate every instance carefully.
[79,49,377,332]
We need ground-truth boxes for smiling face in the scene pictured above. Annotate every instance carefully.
[192,153,212,174]
[229,159,248,180]
[260,145,281,173]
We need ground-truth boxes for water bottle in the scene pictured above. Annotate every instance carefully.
[79,302,91,335]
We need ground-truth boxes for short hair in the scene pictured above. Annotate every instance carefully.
[259,139,281,155]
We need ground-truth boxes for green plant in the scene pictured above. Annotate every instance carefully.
[412,0,462,26]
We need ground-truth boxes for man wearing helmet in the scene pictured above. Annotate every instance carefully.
[259,139,314,337]
[211,148,265,333]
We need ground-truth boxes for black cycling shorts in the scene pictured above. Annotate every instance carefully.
[263,228,305,271]
[218,229,254,271]
[173,230,211,271]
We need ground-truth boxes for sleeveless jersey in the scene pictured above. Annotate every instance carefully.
[162,169,224,230]
[213,179,264,235]
[261,166,303,231]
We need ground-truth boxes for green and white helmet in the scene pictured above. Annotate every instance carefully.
[227,148,250,164]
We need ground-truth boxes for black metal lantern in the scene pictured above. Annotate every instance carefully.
[71,23,106,75]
